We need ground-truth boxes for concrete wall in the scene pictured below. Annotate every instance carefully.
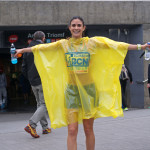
[0,1,150,26]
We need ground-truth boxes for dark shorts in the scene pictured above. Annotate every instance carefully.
[65,84,99,109]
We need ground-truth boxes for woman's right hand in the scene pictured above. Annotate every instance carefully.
[14,49,24,57]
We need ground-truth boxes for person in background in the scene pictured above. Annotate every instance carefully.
[147,64,150,97]
[22,31,51,138]
[0,67,7,109]
[120,64,133,111]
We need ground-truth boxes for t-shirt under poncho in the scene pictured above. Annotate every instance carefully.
[31,36,129,129]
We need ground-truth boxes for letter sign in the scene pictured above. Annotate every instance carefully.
[9,35,18,43]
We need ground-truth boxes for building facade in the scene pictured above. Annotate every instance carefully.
[0,0,150,108]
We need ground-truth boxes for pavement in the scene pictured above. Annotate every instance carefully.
[0,108,150,150]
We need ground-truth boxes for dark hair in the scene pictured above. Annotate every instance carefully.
[33,31,45,40]
[69,16,85,26]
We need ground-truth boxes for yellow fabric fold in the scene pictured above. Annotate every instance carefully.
[32,37,129,129]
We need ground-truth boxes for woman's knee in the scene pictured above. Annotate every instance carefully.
[84,126,94,136]
[68,123,78,137]
[83,118,94,136]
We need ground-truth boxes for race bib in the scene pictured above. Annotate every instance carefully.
[65,52,90,73]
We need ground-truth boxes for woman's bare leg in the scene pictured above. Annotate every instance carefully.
[83,118,95,150]
[67,122,78,150]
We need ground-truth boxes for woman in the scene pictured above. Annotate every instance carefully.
[15,16,149,150]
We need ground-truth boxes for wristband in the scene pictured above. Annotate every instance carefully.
[137,44,141,50]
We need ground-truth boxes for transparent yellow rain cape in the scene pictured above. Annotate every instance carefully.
[32,37,129,129]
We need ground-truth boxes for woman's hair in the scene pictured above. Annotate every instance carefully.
[69,16,85,26]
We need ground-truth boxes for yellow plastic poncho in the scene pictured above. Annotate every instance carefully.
[32,37,129,129]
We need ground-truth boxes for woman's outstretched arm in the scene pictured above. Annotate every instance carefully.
[14,47,32,57]
[128,43,150,50]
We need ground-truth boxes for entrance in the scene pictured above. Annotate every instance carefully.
[87,25,144,108]
[0,27,67,111]
[0,24,144,111]
[0,53,36,111]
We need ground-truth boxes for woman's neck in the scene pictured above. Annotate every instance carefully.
[71,36,83,39]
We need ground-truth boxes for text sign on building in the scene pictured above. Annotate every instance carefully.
[27,32,65,43]
[5,30,66,48]
[8,35,18,43]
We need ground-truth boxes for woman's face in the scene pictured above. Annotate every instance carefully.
[69,19,85,39]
